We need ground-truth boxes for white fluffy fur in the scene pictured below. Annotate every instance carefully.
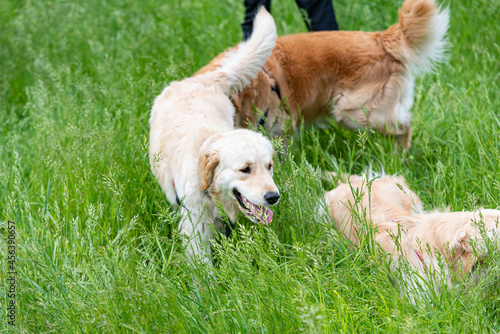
[215,7,277,95]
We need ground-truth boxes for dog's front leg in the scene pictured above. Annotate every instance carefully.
[179,212,214,267]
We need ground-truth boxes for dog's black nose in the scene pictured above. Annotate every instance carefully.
[264,192,280,205]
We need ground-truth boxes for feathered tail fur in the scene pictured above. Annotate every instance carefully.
[211,7,277,95]
[383,0,450,75]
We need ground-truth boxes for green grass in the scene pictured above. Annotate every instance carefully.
[1,0,499,332]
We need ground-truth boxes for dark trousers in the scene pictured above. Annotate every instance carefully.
[242,0,339,40]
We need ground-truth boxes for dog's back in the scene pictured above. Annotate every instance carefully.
[323,175,422,244]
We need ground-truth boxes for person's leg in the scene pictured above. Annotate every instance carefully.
[242,0,271,40]
[295,0,339,31]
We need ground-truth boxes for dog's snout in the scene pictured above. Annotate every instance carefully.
[264,192,280,205]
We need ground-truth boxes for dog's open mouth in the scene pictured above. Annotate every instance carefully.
[233,189,273,225]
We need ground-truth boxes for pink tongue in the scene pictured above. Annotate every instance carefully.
[242,197,273,225]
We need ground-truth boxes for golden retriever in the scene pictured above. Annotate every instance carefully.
[197,0,449,150]
[149,8,280,266]
[322,173,500,303]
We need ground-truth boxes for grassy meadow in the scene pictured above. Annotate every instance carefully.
[1,0,499,332]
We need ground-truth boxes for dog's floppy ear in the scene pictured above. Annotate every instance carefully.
[449,228,479,275]
[450,228,473,260]
[199,150,220,191]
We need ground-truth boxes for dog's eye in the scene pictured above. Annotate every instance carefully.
[268,164,273,170]
[240,166,251,174]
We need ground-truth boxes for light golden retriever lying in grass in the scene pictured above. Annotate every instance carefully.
[197,0,449,150]
[149,8,280,266]
[322,173,500,302]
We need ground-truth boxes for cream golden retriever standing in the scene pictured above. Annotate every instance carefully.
[198,0,449,149]
[322,173,500,302]
[149,8,280,266]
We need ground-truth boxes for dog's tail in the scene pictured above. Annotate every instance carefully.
[383,0,449,75]
[212,7,277,95]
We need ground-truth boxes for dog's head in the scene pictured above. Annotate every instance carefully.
[440,210,500,275]
[199,129,280,224]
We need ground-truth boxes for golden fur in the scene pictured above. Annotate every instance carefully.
[322,174,500,302]
[149,8,280,266]
[197,0,449,149]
